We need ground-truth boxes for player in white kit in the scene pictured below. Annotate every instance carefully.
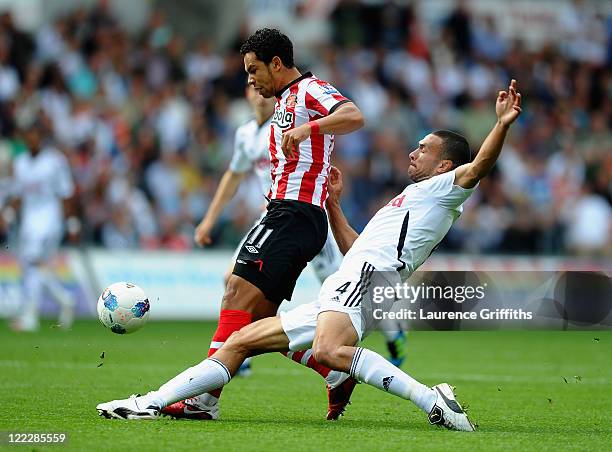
[98,79,522,431]
[9,120,76,332]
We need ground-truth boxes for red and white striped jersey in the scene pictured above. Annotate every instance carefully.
[268,72,350,207]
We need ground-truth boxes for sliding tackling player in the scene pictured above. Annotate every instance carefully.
[98,80,522,431]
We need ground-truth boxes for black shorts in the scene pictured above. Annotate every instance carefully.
[232,199,328,304]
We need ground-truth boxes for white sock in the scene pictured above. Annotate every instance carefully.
[325,370,349,389]
[350,347,436,413]
[381,329,400,343]
[188,392,219,408]
[379,318,402,342]
[158,364,202,393]
[241,357,252,367]
[21,264,43,323]
[145,358,231,409]
[287,348,349,389]
[40,268,73,307]
[157,362,224,409]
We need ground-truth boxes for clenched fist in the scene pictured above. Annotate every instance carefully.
[281,123,312,158]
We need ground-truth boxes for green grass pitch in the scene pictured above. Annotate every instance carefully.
[1,321,610,451]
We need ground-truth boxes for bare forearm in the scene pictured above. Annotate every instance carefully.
[63,196,77,217]
[473,121,509,178]
[311,103,364,136]
[326,199,359,255]
[203,171,244,225]
[456,121,510,188]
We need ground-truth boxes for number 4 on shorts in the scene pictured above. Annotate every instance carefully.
[335,282,351,294]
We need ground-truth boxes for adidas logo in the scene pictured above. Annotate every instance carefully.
[382,376,394,391]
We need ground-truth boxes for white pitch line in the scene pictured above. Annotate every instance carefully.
[0,360,608,385]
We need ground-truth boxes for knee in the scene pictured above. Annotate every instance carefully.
[223,270,231,288]
[221,276,275,320]
[222,277,239,305]
[221,277,250,312]
[313,342,340,369]
[223,329,250,355]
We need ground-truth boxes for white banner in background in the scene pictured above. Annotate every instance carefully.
[0,250,95,319]
[87,249,322,320]
[5,248,608,323]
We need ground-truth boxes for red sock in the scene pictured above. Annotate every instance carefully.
[282,350,331,379]
[207,309,252,397]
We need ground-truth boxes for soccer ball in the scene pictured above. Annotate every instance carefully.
[97,282,150,334]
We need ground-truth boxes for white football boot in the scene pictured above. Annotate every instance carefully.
[97,394,160,420]
[428,383,475,432]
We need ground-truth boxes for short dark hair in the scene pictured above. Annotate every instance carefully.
[432,130,471,167]
[240,28,295,68]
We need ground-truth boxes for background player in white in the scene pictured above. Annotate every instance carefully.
[9,118,76,332]
[97,79,522,431]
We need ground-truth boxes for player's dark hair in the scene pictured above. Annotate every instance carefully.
[240,28,295,68]
[432,130,471,167]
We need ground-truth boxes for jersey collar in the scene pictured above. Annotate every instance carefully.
[275,71,312,99]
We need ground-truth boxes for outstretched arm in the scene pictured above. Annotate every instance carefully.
[455,79,522,189]
[325,166,359,255]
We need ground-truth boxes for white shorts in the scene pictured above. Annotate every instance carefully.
[280,260,399,350]
[279,299,320,351]
[310,225,343,283]
[18,226,62,264]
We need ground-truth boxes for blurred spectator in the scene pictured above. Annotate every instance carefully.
[185,38,224,84]
[0,35,19,101]
[0,1,609,256]
[564,184,612,255]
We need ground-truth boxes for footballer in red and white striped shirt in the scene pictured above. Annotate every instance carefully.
[267,73,351,207]
[243,31,363,209]
[160,28,365,422]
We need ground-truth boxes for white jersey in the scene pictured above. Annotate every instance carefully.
[13,146,74,236]
[281,169,477,347]
[229,116,273,195]
[340,170,476,279]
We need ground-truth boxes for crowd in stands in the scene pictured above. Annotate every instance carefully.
[0,0,610,255]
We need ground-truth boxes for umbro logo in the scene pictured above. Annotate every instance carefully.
[382,376,394,391]
[245,245,259,253]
